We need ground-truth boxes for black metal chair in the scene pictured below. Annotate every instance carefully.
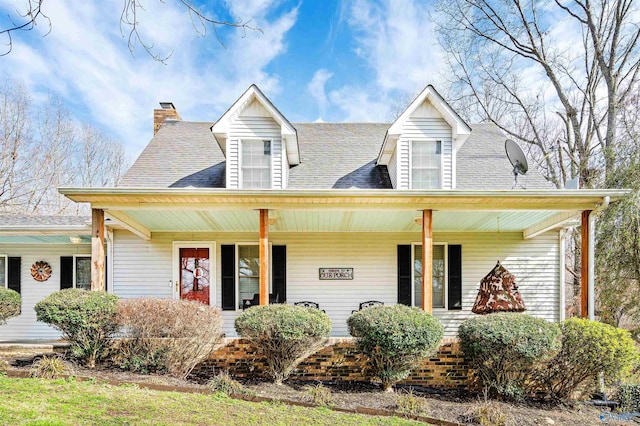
[242,293,260,310]
[243,293,280,310]
[352,300,384,314]
[294,301,325,313]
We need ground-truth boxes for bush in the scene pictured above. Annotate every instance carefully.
[116,298,223,379]
[535,318,638,400]
[458,313,560,400]
[347,305,444,392]
[0,287,21,324]
[207,371,250,396]
[34,289,119,368]
[234,304,331,384]
[395,389,429,416]
[303,383,334,407]
[30,355,70,379]
[616,384,640,412]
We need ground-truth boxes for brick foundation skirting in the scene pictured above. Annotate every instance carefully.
[193,337,469,389]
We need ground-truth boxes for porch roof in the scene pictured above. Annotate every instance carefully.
[59,188,627,237]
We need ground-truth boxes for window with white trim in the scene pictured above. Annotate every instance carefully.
[0,255,6,288]
[241,139,271,189]
[413,244,447,309]
[238,245,260,308]
[74,255,91,290]
[411,140,441,189]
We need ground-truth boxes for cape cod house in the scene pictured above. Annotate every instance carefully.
[0,84,626,340]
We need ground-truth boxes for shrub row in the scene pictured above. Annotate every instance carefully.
[31,289,638,400]
[459,314,638,401]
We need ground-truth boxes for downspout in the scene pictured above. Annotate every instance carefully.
[588,196,610,320]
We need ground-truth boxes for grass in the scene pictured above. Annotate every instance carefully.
[0,376,424,425]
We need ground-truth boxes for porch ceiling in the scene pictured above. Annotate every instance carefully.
[115,209,566,234]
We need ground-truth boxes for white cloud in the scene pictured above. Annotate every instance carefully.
[346,0,443,93]
[307,69,333,116]
[324,0,444,122]
[0,0,298,160]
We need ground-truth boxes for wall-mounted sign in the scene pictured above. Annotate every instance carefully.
[319,268,353,280]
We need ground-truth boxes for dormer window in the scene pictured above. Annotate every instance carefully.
[411,140,442,189]
[241,139,272,189]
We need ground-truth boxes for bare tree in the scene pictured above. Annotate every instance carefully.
[0,77,128,215]
[0,0,261,63]
[434,0,640,188]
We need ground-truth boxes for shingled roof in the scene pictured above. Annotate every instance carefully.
[119,120,553,190]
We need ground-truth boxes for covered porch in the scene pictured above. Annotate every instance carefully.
[61,188,626,335]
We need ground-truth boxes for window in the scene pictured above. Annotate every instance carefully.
[241,140,271,189]
[238,245,260,309]
[0,255,6,288]
[413,244,447,309]
[411,140,441,189]
[74,256,91,290]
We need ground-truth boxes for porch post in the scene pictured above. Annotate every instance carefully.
[259,209,269,306]
[421,209,433,313]
[91,208,105,291]
[580,210,592,319]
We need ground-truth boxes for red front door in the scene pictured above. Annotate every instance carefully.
[180,248,210,305]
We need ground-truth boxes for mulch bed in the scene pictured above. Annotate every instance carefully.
[2,353,630,426]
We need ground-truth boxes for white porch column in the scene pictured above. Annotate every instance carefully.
[588,212,596,320]
[91,208,105,291]
[421,209,433,313]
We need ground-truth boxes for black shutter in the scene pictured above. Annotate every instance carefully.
[448,245,462,310]
[397,245,412,306]
[60,256,74,290]
[272,246,286,303]
[7,257,21,294]
[221,245,236,311]
[104,256,108,292]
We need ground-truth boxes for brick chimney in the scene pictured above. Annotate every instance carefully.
[153,102,181,135]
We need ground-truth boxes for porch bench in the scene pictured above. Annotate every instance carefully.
[293,301,325,313]
[352,300,384,313]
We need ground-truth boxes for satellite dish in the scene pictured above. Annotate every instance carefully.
[505,139,529,189]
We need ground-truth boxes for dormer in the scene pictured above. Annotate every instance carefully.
[377,85,471,190]
[211,85,299,189]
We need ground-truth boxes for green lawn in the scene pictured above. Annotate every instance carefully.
[0,376,423,426]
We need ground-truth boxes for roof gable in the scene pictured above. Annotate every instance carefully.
[210,84,300,165]
[377,85,471,165]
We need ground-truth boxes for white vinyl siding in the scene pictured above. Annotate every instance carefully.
[0,244,91,341]
[226,116,285,189]
[396,117,453,190]
[111,229,559,338]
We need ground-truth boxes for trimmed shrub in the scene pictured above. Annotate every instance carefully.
[34,289,119,368]
[234,304,331,384]
[534,318,638,400]
[458,313,560,400]
[0,287,21,324]
[347,305,444,392]
[116,298,223,379]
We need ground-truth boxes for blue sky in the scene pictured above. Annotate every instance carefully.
[0,0,443,159]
